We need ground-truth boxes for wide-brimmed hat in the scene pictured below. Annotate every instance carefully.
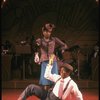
[42,23,55,32]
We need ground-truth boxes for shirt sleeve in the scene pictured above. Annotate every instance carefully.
[71,83,83,100]
[36,38,41,46]
[62,80,83,100]
[34,38,41,52]
[44,64,61,82]
[55,37,68,50]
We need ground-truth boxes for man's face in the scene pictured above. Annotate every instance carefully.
[60,67,70,79]
[43,31,51,39]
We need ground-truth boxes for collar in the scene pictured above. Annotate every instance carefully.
[63,76,71,82]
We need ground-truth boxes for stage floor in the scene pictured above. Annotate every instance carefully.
[2,88,99,100]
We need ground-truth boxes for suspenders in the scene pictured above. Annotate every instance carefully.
[48,77,72,100]
[55,77,72,94]
[60,78,72,100]
[50,77,61,89]
[63,79,72,94]
[56,78,72,100]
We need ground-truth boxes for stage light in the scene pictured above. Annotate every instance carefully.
[1,0,6,8]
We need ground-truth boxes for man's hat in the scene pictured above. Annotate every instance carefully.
[42,23,55,32]
[61,63,73,72]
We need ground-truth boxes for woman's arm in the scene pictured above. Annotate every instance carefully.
[55,37,68,51]
[34,38,41,64]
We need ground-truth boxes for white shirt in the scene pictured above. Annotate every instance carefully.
[44,64,83,100]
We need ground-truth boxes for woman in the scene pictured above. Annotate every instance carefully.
[34,23,68,90]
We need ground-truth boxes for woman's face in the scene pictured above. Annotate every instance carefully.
[43,31,51,39]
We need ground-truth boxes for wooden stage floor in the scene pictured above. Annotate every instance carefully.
[2,78,99,100]
[2,88,99,100]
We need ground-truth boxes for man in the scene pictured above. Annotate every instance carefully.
[18,54,83,100]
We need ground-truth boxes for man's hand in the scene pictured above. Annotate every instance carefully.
[49,54,55,65]
[44,54,55,80]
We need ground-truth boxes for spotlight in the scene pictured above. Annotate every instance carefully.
[1,0,6,8]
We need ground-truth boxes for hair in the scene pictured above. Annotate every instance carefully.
[42,23,55,32]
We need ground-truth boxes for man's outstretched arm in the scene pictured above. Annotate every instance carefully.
[44,54,60,82]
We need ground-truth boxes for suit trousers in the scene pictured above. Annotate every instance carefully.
[18,84,60,100]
